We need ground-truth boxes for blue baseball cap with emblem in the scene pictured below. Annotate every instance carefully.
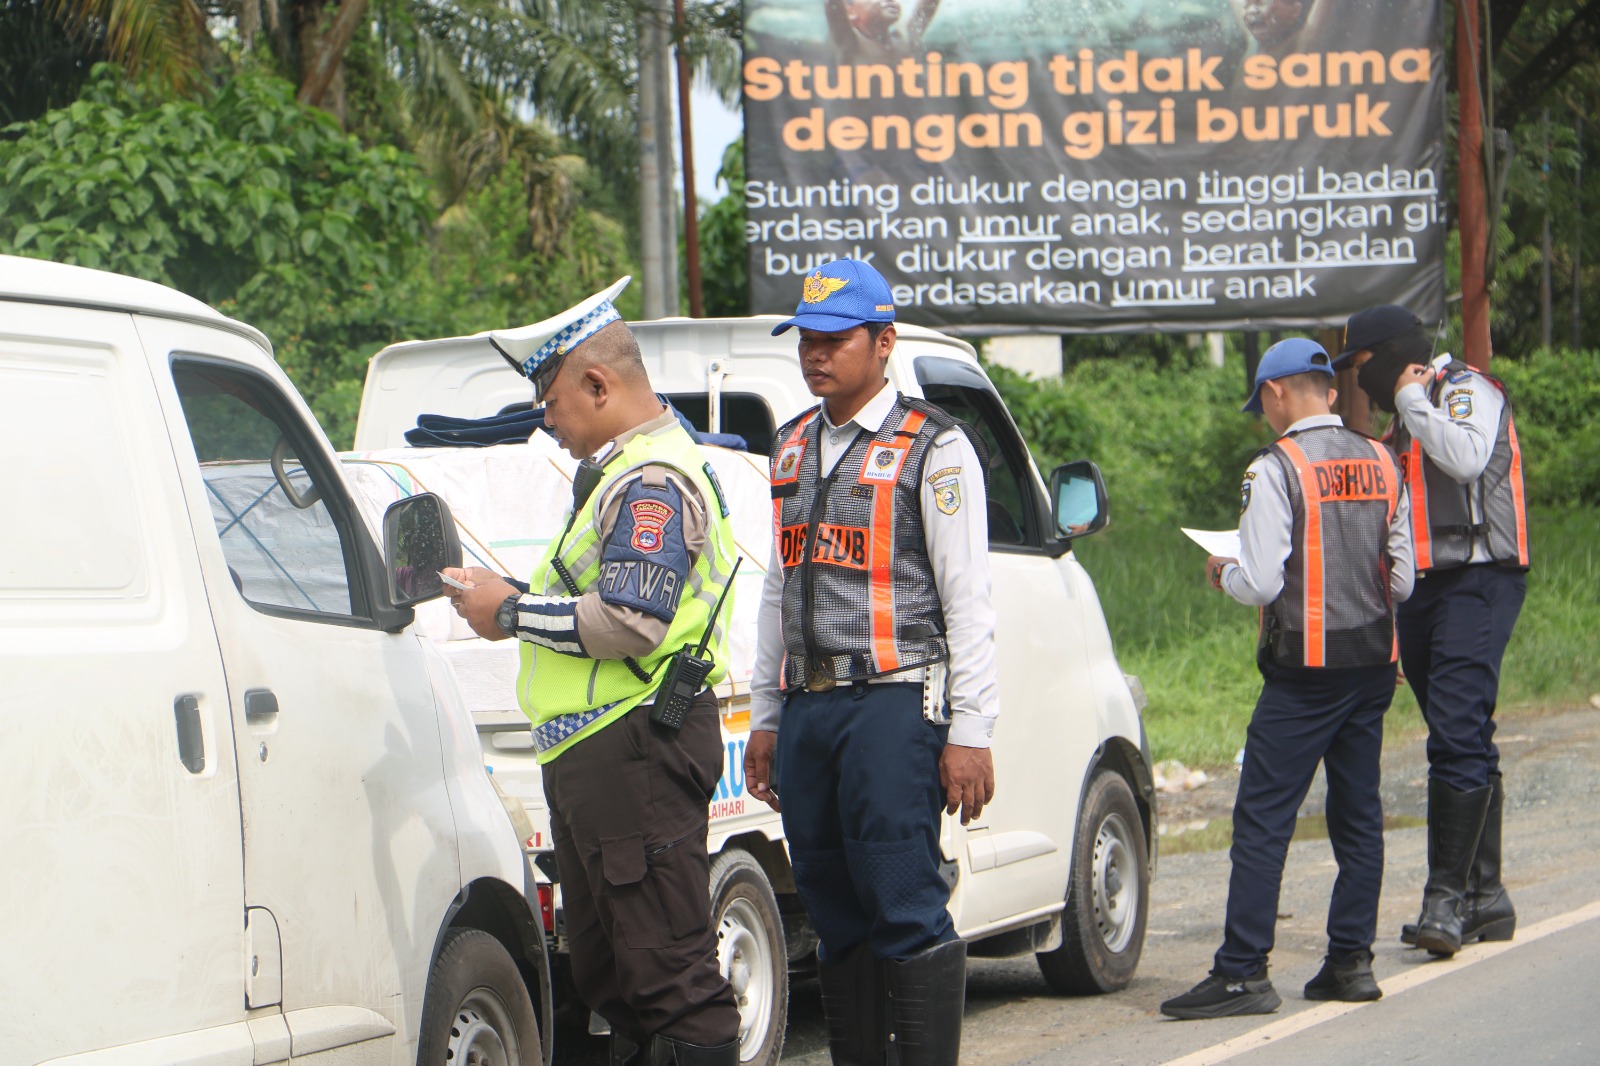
[770,258,896,336]
[487,275,631,396]
[1241,337,1334,413]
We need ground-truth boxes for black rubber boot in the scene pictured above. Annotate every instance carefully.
[649,1036,738,1066]
[1412,778,1493,957]
[818,943,886,1066]
[883,940,967,1066]
[1402,773,1516,947]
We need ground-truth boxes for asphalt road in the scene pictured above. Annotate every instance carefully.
[554,701,1600,1065]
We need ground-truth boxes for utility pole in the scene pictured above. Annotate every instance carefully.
[675,0,704,317]
[637,4,666,319]
[655,0,679,316]
[1457,0,1492,369]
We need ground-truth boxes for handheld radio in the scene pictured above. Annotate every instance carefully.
[650,557,742,730]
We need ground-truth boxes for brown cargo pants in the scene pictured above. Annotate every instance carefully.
[542,690,739,1047]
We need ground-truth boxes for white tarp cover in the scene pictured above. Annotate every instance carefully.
[340,433,774,716]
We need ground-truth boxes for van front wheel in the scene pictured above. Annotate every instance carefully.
[1036,770,1149,994]
[710,849,788,1066]
[418,928,541,1066]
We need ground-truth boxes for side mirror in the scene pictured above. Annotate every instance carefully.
[382,493,464,607]
[1048,460,1109,541]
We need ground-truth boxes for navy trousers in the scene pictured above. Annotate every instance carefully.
[775,683,956,961]
[1396,564,1527,792]
[1214,662,1396,978]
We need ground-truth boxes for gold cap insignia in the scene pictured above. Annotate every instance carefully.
[802,271,849,304]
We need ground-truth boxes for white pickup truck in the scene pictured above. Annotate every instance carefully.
[349,316,1158,1066]
[0,256,551,1066]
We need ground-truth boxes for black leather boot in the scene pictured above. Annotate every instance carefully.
[883,940,966,1066]
[818,943,886,1066]
[1412,778,1493,957]
[649,1035,739,1066]
[1402,774,1515,947]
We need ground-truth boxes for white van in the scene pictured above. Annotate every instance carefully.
[0,256,551,1066]
[352,316,1159,1066]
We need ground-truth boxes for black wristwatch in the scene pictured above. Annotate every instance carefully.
[495,593,520,636]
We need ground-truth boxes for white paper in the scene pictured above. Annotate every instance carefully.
[1181,527,1242,558]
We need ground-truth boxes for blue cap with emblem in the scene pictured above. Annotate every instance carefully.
[488,276,631,393]
[1241,336,1334,413]
[770,258,896,336]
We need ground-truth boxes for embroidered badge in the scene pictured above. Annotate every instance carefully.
[1240,471,1255,513]
[802,271,848,304]
[933,474,962,515]
[926,465,961,485]
[1446,390,1473,420]
[629,499,674,554]
[1446,368,1473,385]
[775,443,804,480]
[859,444,907,484]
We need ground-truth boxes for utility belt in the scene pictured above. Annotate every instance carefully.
[784,651,952,724]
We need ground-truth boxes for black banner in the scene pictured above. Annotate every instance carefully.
[743,0,1446,333]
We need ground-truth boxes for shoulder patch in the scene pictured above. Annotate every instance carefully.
[1446,368,1473,384]
[931,471,962,515]
[1240,472,1254,514]
[629,498,674,553]
[1446,389,1473,420]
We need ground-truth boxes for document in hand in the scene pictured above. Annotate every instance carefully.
[1180,527,1242,559]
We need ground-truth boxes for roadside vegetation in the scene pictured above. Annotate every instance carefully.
[989,347,1600,767]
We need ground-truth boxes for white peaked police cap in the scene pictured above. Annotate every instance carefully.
[488,276,632,384]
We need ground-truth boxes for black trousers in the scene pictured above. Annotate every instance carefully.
[542,690,739,1046]
[1396,564,1528,792]
[1214,661,1396,977]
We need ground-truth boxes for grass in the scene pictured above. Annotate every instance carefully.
[1074,506,1600,767]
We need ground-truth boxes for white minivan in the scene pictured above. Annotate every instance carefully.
[0,256,551,1066]
[352,314,1159,1066]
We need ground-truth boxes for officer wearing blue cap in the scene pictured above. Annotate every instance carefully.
[444,278,740,1066]
[743,259,999,1065]
[1337,306,1530,959]
[1162,337,1415,1020]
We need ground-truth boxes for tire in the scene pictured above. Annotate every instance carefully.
[1036,770,1150,995]
[418,928,542,1066]
[709,849,788,1066]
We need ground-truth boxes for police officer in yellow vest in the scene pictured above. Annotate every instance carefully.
[446,278,740,1066]
[1336,305,1531,959]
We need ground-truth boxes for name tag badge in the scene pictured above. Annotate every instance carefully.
[859,443,908,485]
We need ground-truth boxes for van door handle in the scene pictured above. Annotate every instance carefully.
[173,695,205,773]
[244,689,279,722]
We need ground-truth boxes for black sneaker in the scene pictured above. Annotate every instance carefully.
[1303,952,1382,1002]
[1160,971,1282,1020]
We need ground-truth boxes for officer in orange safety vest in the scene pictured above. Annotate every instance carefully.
[1336,305,1530,960]
[1162,337,1415,1021]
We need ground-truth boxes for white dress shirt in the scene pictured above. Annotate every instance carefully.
[1222,414,1415,607]
[1393,358,1505,566]
[751,380,1001,748]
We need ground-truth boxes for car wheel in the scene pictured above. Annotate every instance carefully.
[418,928,541,1066]
[710,848,788,1066]
[1036,769,1149,994]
